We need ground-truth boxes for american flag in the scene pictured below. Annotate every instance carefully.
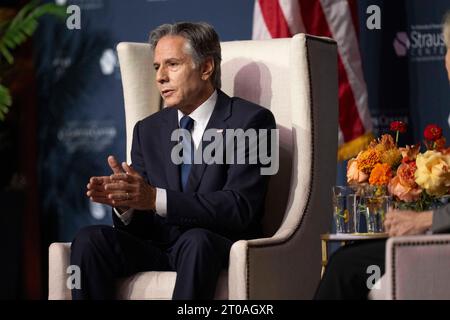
[253,0,373,160]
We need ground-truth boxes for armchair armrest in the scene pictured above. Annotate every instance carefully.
[384,234,450,299]
[228,227,321,300]
[48,242,72,300]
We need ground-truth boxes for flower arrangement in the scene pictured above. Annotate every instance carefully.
[347,122,450,211]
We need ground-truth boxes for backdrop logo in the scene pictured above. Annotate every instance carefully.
[393,32,410,57]
[394,24,445,62]
[52,56,72,80]
[99,49,119,76]
[57,121,117,153]
[89,201,107,220]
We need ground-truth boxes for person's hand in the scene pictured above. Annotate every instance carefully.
[86,156,130,212]
[384,208,433,237]
[86,176,115,207]
[104,161,156,211]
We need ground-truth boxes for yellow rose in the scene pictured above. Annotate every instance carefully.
[415,150,450,196]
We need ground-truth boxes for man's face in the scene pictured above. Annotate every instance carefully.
[153,35,209,111]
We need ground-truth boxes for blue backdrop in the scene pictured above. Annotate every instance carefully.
[359,0,450,144]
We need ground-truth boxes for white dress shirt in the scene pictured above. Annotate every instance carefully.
[115,90,218,225]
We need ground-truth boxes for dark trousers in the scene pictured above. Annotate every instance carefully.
[314,239,386,300]
[70,225,232,300]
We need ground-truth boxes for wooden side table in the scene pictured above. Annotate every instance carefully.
[320,233,389,277]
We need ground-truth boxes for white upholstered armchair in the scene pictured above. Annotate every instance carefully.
[48,34,339,299]
[368,234,450,300]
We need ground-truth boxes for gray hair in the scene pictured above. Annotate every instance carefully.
[149,22,222,89]
[443,10,450,48]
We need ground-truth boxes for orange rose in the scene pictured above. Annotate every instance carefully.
[388,175,422,202]
[347,158,369,184]
[397,163,418,189]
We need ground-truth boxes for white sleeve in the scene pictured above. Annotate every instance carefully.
[113,207,135,226]
[155,187,167,217]
[113,188,166,223]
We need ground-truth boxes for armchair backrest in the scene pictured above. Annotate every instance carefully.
[221,35,339,299]
[117,42,161,162]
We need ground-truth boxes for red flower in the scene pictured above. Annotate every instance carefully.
[424,124,443,141]
[390,121,407,133]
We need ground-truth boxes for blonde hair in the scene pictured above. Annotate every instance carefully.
[443,10,450,48]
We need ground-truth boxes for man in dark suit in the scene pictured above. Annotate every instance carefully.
[70,22,276,300]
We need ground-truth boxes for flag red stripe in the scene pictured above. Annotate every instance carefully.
[297,0,365,141]
[258,0,292,38]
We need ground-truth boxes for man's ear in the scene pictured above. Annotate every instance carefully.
[201,57,214,81]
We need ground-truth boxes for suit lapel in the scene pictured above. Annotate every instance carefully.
[161,108,182,192]
[184,90,232,192]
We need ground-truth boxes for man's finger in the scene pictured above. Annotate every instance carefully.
[90,176,108,185]
[388,227,396,237]
[87,182,108,192]
[108,155,124,174]
[111,199,132,207]
[87,189,109,198]
[89,194,110,201]
[89,196,114,206]
[122,162,140,177]
[108,192,133,201]
[110,173,131,182]
[104,182,135,192]
[384,214,392,222]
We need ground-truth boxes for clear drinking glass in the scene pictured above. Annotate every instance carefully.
[332,186,359,233]
[363,195,391,233]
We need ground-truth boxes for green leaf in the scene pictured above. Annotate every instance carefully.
[32,3,68,19]
[0,1,67,65]
[9,0,40,29]
[0,84,12,120]
[0,45,13,64]
[4,37,16,48]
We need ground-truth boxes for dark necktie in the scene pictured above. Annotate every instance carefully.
[179,115,194,190]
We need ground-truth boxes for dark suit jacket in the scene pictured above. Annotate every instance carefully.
[113,90,276,246]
